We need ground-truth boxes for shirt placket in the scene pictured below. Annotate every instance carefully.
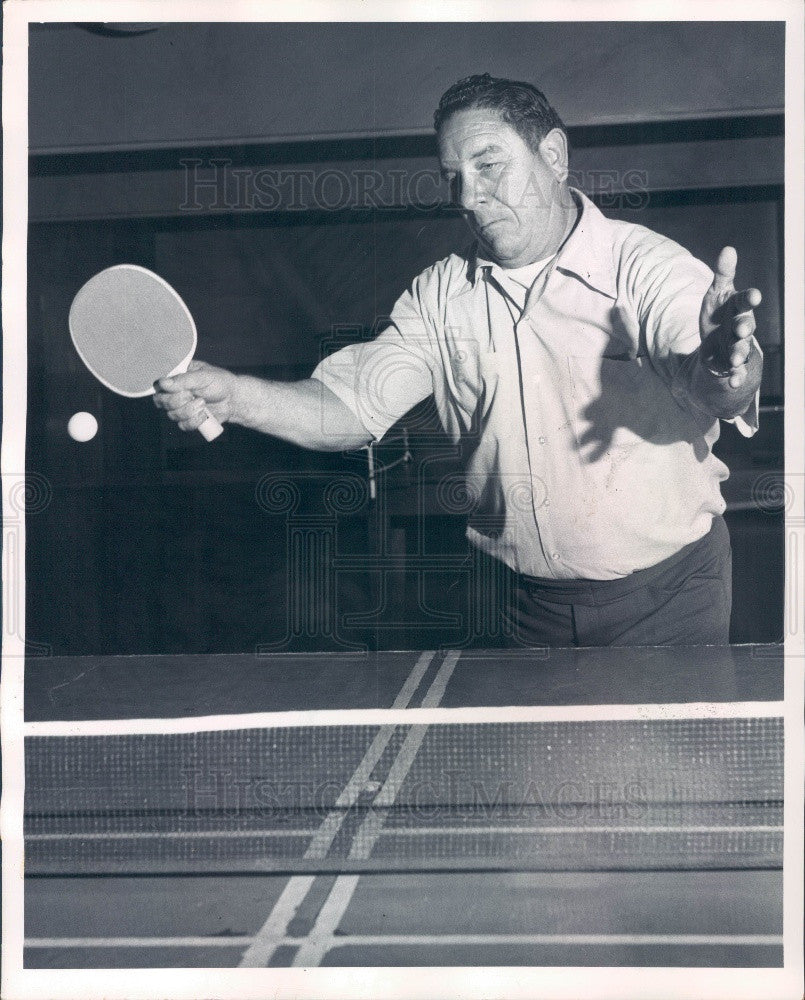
[514,262,565,577]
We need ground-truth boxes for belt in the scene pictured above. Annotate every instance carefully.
[512,516,729,607]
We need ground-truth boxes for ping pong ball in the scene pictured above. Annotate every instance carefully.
[67,411,98,442]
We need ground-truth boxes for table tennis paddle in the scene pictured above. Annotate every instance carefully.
[69,264,224,442]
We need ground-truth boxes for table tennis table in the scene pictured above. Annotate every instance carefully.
[23,644,784,970]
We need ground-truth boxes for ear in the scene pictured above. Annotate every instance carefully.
[537,128,569,183]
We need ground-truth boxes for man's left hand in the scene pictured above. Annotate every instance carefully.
[699,246,762,389]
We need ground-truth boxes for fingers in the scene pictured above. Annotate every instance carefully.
[709,249,761,314]
[728,287,761,362]
[180,402,208,431]
[175,399,214,432]
[728,333,753,367]
[153,393,210,430]
[728,367,749,389]
[152,360,233,431]
[731,287,762,316]
[152,388,195,412]
[156,366,224,400]
[700,248,762,388]
[711,246,738,294]
[732,311,755,342]
[700,247,737,338]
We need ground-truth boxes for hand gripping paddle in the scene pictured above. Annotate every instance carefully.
[69,264,224,441]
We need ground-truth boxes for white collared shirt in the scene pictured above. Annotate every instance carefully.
[312,189,759,580]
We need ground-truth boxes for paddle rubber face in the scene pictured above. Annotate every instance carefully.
[69,264,224,441]
[69,264,197,398]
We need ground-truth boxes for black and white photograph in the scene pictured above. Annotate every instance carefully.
[2,3,804,999]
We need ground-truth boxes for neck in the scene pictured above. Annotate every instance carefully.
[538,184,578,260]
[494,184,579,269]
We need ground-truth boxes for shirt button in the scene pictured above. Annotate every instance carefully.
[551,552,560,561]
[543,499,550,507]
[538,436,546,445]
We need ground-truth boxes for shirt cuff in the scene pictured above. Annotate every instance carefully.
[309,368,384,443]
[724,392,760,437]
[723,337,763,438]
[669,337,762,438]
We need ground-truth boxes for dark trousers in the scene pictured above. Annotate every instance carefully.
[486,516,732,647]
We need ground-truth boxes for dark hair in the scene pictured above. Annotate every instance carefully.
[434,73,566,152]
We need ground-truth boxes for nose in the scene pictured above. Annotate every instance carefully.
[453,173,486,213]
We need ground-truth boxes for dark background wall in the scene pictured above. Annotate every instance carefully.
[25,22,786,654]
[29,22,784,152]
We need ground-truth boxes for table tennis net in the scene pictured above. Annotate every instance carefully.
[24,714,783,876]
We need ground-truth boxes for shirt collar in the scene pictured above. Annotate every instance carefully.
[466,187,618,300]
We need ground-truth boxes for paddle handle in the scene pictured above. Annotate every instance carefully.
[198,409,224,442]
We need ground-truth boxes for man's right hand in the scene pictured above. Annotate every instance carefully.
[153,364,372,451]
[153,360,238,433]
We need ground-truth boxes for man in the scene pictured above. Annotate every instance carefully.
[154,74,763,647]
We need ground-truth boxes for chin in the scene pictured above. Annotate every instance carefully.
[480,239,513,264]
[492,248,520,267]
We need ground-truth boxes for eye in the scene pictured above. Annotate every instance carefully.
[478,161,502,172]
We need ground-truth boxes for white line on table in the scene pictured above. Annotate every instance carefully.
[315,932,786,949]
[26,823,783,843]
[26,829,315,840]
[25,937,256,949]
[378,824,784,836]
[238,650,438,968]
[292,652,462,968]
[24,932,784,950]
[23,699,784,737]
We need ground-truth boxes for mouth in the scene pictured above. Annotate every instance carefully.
[475,219,505,237]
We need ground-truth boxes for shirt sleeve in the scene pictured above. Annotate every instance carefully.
[311,276,437,442]
[623,230,760,437]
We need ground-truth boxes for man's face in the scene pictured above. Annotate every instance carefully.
[437,107,567,268]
